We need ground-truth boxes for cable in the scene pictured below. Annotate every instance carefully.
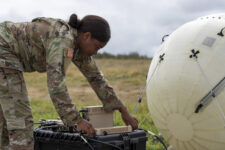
[34,121,123,150]
[87,138,123,150]
[194,57,225,125]
[80,135,95,150]
[138,112,151,126]
[132,60,160,115]
[140,129,168,150]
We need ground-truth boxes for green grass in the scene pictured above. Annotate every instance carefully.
[24,58,168,150]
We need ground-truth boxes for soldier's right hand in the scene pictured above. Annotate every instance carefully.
[77,119,95,136]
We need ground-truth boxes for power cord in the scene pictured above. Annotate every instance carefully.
[80,135,95,150]
[140,129,168,150]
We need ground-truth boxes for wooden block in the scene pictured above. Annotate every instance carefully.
[82,105,107,114]
[95,126,132,135]
[82,105,113,128]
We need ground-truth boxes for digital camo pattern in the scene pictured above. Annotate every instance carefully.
[0,17,123,149]
[0,17,83,127]
[72,51,123,112]
[0,68,33,150]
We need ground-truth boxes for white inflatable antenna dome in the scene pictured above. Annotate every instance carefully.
[146,14,225,150]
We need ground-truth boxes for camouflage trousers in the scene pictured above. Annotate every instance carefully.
[0,68,34,150]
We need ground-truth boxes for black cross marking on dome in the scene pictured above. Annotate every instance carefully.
[189,49,200,59]
[159,53,165,63]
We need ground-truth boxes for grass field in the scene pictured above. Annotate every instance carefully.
[24,58,167,150]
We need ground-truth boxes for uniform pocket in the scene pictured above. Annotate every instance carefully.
[0,68,27,130]
[3,68,24,94]
[0,70,8,97]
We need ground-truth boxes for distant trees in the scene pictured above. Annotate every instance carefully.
[94,52,149,59]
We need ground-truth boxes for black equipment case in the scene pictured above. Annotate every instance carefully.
[33,125,148,150]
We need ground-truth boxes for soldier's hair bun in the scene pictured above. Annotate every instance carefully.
[69,14,111,43]
[68,14,80,28]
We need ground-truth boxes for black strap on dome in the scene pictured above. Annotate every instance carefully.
[195,76,225,113]
[217,27,225,37]
[162,34,170,43]
[159,53,165,63]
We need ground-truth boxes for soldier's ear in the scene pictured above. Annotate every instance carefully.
[83,32,92,40]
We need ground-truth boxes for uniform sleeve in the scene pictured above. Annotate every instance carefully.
[72,55,123,112]
[45,37,82,126]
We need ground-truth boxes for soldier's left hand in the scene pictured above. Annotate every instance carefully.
[119,105,138,130]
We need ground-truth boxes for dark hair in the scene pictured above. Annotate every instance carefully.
[68,14,111,43]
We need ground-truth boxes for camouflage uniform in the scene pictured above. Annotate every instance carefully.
[0,17,123,150]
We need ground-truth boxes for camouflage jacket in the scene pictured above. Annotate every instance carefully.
[0,17,123,126]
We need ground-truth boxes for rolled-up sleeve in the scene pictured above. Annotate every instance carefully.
[45,37,82,126]
[72,54,123,112]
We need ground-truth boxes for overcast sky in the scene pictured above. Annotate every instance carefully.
[0,0,225,57]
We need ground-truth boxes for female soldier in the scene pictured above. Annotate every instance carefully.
[0,14,138,150]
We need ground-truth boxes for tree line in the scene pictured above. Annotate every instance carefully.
[93,52,150,59]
